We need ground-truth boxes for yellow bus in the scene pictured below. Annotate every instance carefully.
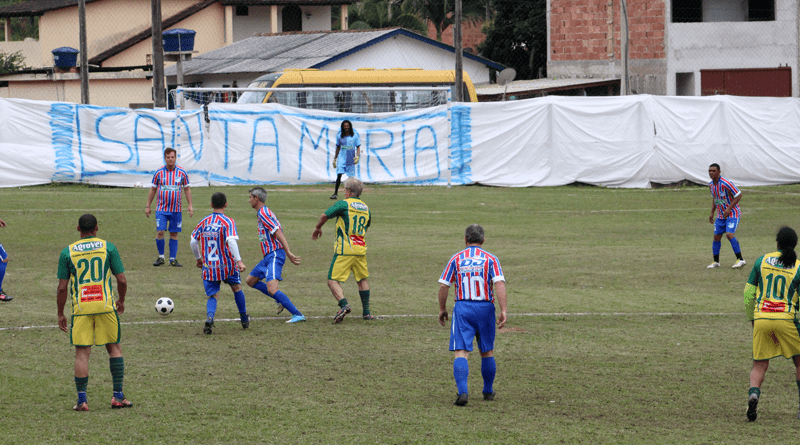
[236,68,478,112]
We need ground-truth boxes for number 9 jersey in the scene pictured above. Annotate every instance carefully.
[58,238,125,315]
[439,246,504,303]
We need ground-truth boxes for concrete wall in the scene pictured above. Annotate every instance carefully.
[0,39,41,68]
[1,75,151,107]
[666,0,798,96]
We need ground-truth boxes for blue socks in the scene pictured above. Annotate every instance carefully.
[252,281,301,316]
[453,357,469,395]
[206,297,217,319]
[0,261,6,292]
[730,237,741,254]
[712,240,721,256]
[169,238,178,260]
[156,238,165,256]
[233,290,247,315]
[481,357,496,394]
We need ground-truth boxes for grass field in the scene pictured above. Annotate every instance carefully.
[2,183,800,444]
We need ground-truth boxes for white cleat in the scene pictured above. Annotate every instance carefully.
[707,262,720,269]
[733,259,747,269]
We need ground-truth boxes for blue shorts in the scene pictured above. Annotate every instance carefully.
[155,211,183,233]
[203,271,241,297]
[449,301,496,353]
[714,217,739,235]
[0,243,7,261]
[336,149,356,176]
[250,250,286,282]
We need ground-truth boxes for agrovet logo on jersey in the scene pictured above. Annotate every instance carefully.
[350,202,368,211]
[72,241,103,252]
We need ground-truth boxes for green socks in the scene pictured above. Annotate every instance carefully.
[359,290,370,315]
[110,357,124,393]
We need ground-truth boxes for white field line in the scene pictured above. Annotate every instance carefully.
[0,312,740,332]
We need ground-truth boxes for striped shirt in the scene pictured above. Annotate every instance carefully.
[191,212,239,282]
[256,206,283,256]
[709,176,741,219]
[152,166,190,213]
[439,246,504,303]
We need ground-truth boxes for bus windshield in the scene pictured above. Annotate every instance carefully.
[236,79,276,104]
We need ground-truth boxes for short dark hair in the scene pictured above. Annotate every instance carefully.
[78,214,97,233]
[211,192,227,209]
[164,147,176,157]
[709,163,720,171]
[465,224,484,244]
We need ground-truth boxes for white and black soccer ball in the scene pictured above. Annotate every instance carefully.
[155,297,174,315]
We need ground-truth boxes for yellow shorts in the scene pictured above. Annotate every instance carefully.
[752,318,800,360]
[71,311,121,347]
[328,254,368,282]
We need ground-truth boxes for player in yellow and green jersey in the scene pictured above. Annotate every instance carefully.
[56,214,131,412]
[312,177,374,323]
[743,226,800,421]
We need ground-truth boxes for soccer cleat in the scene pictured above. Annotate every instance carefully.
[333,304,351,324]
[733,259,747,269]
[73,401,89,411]
[707,262,720,269]
[454,393,468,406]
[241,314,250,329]
[169,259,182,267]
[362,314,376,320]
[747,393,759,421]
[0,291,12,302]
[111,396,133,409]
[203,318,214,335]
[153,257,165,267]
[276,302,285,314]
[330,194,338,200]
[286,314,306,323]
[483,391,496,401]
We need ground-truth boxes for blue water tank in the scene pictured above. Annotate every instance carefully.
[163,29,196,52]
[52,47,79,68]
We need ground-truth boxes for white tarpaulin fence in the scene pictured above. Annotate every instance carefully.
[1,95,799,189]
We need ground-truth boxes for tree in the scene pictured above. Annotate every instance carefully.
[348,0,427,35]
[479,0,546,80]
[0,50,27,74]
[405,0,484,42]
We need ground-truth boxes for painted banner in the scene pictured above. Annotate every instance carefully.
[2,95,800,188]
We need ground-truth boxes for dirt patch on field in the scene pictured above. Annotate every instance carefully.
[498,327,527,333]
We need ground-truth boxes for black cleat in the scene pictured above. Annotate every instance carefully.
[747,393,759,421]
[203,318,214,335]
[483,391,495,401]
[169,259,182,267]
[241,314,250,329]
[0,291,12,302]
[330,194,338,200]
[362,314,377,320]
[153,257,165,267]
[454,393,468,407]
[333,304,351,323]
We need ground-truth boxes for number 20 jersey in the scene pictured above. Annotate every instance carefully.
[58,237,125,315]
[191,213,239,281]
[439,246,504,303]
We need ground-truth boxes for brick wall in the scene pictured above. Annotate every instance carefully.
[550,0,665,62]
[426,20,487,53]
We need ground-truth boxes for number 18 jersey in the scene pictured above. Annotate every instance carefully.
[439,246,504,303]
[324,198,371,256]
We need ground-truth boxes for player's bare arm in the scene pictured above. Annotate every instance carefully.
[184,186,194,217]
[438,283,450,326]
[724,193,742,219]
[114,272,127,314]
[275,229,301,265]
[494,281,508,329]
[145,186,157,217]
[312,214,329,240]
[56,278,69,332]
[0,218,6,227]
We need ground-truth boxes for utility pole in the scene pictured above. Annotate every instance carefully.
[454,0,463,102]
[151,0,166,107]
[619,0,629,95]
[78,0,89,104]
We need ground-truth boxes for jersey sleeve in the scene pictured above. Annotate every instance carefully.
[324,200,349,219]
[438,257,457,286]
[354,131,361,147]
[743,256,763,321]
[181,168,190,186]
[259,209,280,235]
[57,247,72,280]
[106,242,125,275]
[489,256,505,283]
[150,170,161,188]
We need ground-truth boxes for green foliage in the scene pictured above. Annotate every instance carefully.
[2,183,800,443]
[405,0,485,41]
[0,0,39,41]
[479,0,546,80]
[348,0,427,35]
[0,50,26,73]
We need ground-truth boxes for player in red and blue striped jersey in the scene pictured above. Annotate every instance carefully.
[145,148,193,267]
[190,192,248,335]
[0,218,11,302]
[245,187,305,323]
[437,224,507,407]
[708,163,746,269]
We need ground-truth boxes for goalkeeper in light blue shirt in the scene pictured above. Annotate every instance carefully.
[330,120,361,200]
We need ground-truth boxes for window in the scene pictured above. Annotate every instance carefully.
[672,0,702,23]
[672,0,774,23]
[236,6,248,16]
[749,0,774,21]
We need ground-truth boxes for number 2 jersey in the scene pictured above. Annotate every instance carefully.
[439,246,504,303]
[324,198,371,256]
[744,251,800,321]
[191,212,240,281]
[57,237,125,315]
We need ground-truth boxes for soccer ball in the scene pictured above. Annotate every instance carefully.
[155,298,174,315]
